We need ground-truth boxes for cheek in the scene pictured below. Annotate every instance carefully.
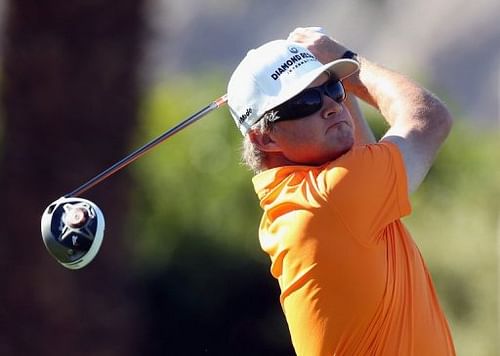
[277,125,326,158]
[277,125,318,150]
[277,119,320,139]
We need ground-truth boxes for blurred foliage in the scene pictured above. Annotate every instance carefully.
[128,73,262,265]
[126,73,293,354]
[126,73,499,355]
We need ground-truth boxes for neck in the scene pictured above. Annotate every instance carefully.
[263,152,301,170]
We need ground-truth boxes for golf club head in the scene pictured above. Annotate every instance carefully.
[41,197,105,270]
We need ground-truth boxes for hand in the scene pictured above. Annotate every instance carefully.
[287,27,349,64]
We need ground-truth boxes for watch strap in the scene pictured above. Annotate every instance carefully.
[341,50,358,62]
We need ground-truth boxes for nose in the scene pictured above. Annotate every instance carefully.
[320,95,343,119]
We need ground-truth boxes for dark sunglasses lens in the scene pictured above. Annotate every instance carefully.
[325,81,346,102]
[277,90,322,121]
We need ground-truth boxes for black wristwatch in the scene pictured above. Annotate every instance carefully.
[341,50,359,62]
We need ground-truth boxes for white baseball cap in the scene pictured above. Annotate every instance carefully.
[227,39,359,135]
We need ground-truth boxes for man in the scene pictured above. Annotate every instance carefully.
[227,27,455,355]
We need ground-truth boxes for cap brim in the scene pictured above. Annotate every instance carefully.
[262,58,359,114]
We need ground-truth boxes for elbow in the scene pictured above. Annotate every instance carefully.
[435,100,454,139]
[434,94,454,129]
[424,93,454,139]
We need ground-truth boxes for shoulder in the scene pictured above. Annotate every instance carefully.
[318,142,407,194]
[326,142,404,172]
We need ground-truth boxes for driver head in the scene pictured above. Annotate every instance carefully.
[41,197,105,269]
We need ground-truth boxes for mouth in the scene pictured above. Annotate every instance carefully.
[326,120,349,133]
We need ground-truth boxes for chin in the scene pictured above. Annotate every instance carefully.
[335,135,355,155]
[333,139,355,160]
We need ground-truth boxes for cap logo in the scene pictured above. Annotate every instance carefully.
[238,107,252,123]
[270,51,317,80]
[288,46,299,54]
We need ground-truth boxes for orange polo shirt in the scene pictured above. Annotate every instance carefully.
[253,141,455,355]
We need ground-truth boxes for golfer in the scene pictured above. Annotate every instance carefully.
[227,27,456,355]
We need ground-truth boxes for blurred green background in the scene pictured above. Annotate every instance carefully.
[0,0,499,355]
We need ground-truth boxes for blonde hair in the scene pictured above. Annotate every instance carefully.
[241,111,278,173]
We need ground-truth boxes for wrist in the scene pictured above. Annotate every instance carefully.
[341,50,359,62]
[341,51,362,92]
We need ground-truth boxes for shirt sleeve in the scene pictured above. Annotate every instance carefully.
[322,141,411,245]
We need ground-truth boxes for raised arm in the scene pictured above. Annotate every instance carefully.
[345,56,453,193]
[288,27,453,193]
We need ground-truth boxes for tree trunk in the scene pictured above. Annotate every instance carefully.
[0,0,145,354]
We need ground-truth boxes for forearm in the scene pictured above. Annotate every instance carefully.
[344,92,376,145]
[345,55,452,192]
[286,27,449,136]
[343,56,451,133]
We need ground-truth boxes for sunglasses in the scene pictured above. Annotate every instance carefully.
[270,79,346,122]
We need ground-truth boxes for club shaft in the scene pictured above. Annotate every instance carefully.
[65,94,228,198]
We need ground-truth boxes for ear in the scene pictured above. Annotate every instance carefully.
[248,129,283,153]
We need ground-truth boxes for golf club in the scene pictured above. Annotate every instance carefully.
[41,94,228,269]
